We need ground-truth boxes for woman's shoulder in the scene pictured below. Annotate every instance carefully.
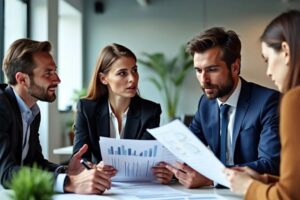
[78,96,107,110]
[135,95,161,108]
[281,86,300,114]
[283,86,300,103]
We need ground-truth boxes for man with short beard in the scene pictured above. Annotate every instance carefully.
[165,27,281,189]
[0,39,113,194]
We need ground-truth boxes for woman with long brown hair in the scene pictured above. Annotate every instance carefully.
[224,10,300,199]
[73,43,172,183]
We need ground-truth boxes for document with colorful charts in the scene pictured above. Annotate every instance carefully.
[147,119,230,187]
[99,137,177,181]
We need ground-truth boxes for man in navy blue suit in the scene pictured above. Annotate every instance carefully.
[166,27,281,188]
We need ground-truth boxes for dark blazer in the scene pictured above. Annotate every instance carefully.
[73,95,162,163]
[0,84,59,187]
[189,78,281,175]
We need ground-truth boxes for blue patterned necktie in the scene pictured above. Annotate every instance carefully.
[220,104,230,165]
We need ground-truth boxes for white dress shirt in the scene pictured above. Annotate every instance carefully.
[108,101,129,139]
[217,78,241,166]
[13,89,39,164]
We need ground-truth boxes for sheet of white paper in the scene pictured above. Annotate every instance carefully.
[108,182,188,199]
[100,137,177,181]
[147,119,230,187]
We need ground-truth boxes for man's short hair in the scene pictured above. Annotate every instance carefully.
[186,27,241,68]
[2,39,52,85]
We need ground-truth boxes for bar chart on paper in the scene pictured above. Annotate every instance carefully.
[107,145,158,178]
[107,144,158,157]
[100,137,176,182]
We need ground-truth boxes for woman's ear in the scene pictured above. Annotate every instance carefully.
[99,73,108,85]
[281,41,290,66]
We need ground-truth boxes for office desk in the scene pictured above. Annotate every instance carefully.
[0,188,12,200]
[171,185,242,200]
[53,146,73,155]
[1,182,242,200]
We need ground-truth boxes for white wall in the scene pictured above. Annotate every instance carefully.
[83,0,299,123]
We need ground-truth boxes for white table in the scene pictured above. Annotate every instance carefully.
[171,185,242,200]
[53,146,73,155]
[0,188,12,200]
[1,183,242,200]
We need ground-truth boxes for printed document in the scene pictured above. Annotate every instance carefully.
[100,137,177,181]
[147,119,230,187]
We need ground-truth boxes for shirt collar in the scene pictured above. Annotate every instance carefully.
[12,87,40,122]
[217,77,241,108]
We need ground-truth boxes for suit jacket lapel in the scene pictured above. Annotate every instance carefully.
[5,86,24,162]
[96,99,110,138]
[123,96,141,139]
[232,79,250,154]
[94,99,110,160]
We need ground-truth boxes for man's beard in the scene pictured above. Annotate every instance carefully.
[28,79,57,102]
[201,75,234,100]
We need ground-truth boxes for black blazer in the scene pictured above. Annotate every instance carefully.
[73,95,161,163]
[0,84,59,187]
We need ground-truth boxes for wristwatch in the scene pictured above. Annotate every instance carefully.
[55,165,68,174]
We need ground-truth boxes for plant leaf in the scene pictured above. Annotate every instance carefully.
[138,46,193,120]
[148,77,162,91]
[8,164,54,200]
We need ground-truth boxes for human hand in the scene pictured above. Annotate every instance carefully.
[152,162,174,184]
[231,166,268,184]
[65,167,112,194]
[165,162,213,188]
[64,144,112,194]
[96,161,117,178]
[223,167,254,195]
[67,144,89,175]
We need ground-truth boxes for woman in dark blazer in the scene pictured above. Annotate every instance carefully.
[73,43,171,183]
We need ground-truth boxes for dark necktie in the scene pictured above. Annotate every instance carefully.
[220,104,230,165]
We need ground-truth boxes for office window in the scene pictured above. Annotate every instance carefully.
[1,0,29,83]
[57,0,83,111]
[0,0,3,83]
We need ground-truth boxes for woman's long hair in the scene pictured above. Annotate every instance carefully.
[260,10,300,93]
[85,43,136,100]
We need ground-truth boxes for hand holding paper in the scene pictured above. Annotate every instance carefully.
[165,162,213,188]
[147,119,230,187]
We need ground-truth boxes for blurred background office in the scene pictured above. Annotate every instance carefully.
[0,0,299,163]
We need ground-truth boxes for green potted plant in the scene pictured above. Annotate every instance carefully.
[138,46,193,120]
[8,164,54,200]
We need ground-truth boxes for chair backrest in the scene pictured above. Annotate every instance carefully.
[182,115,194,127]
